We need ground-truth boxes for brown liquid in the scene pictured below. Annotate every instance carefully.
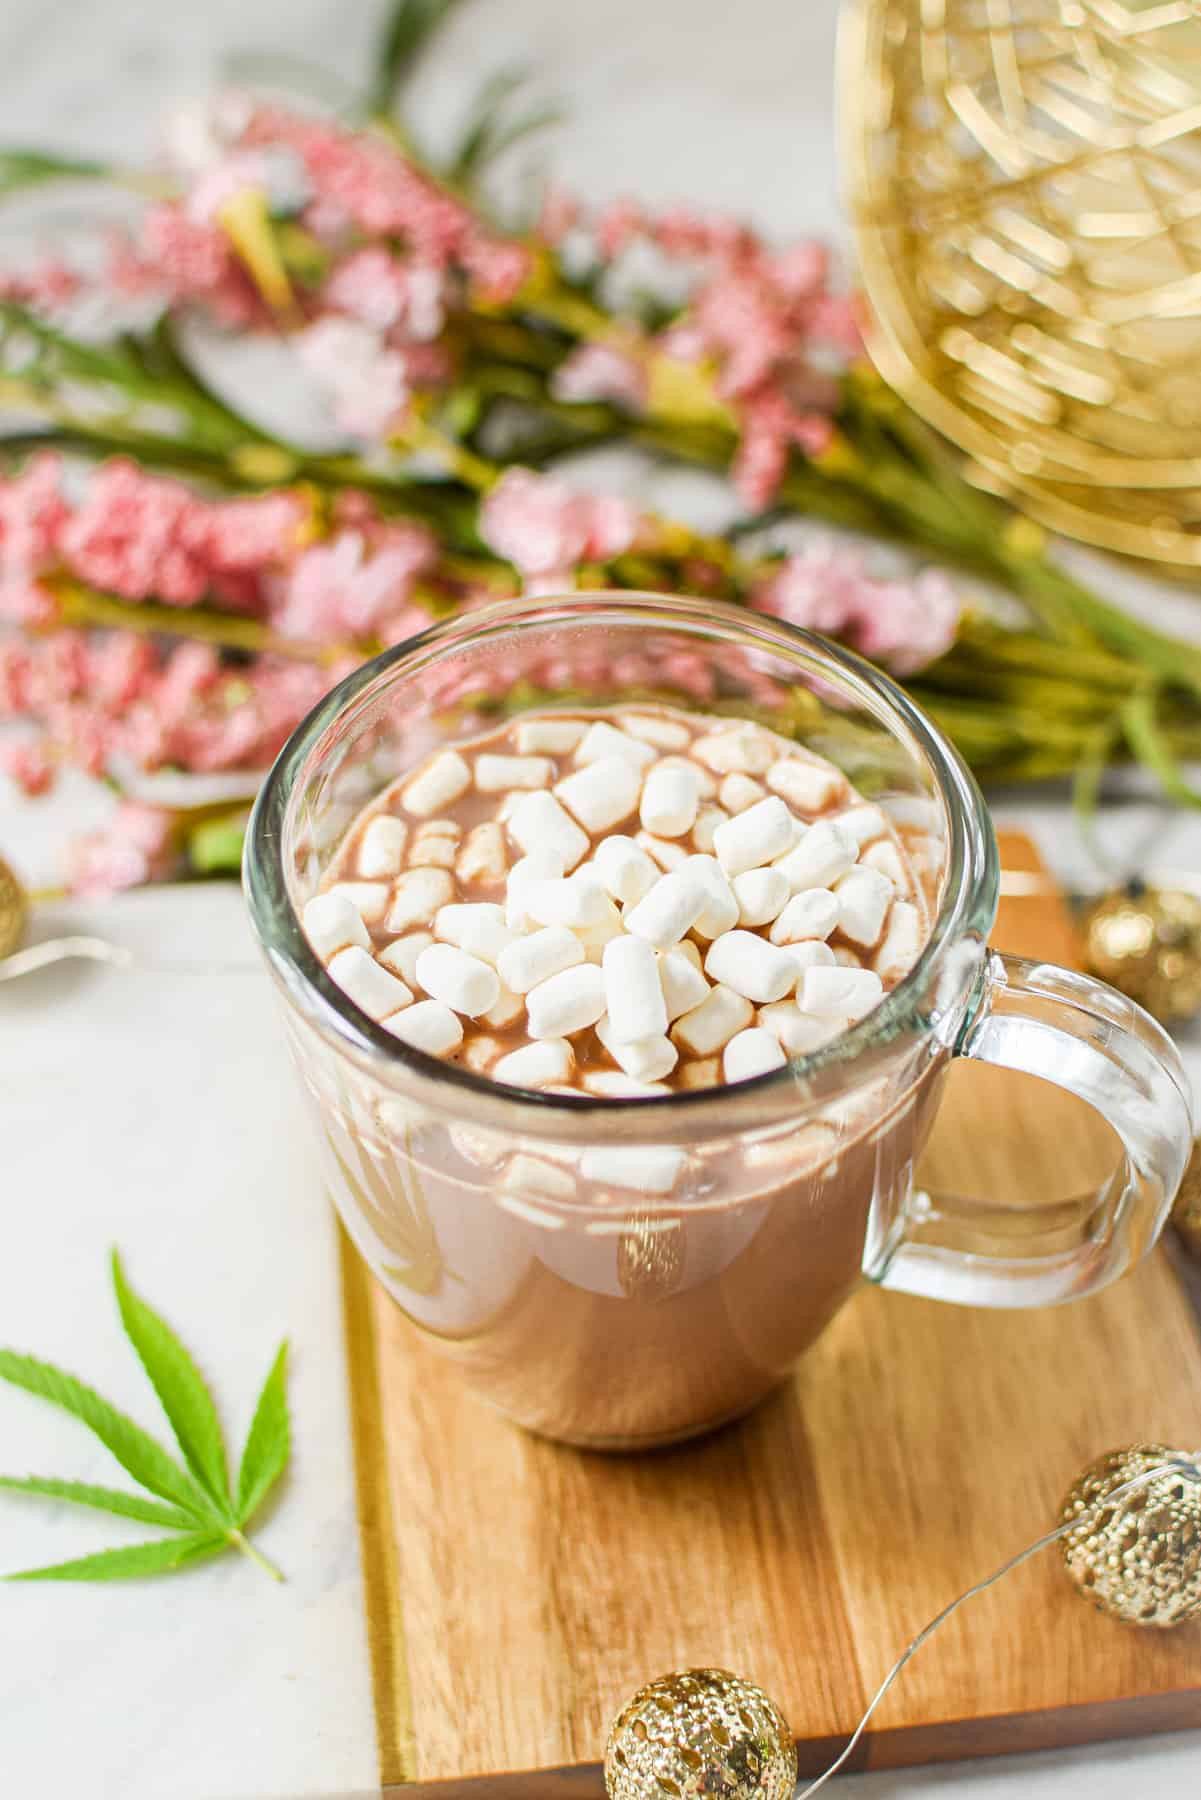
[307,706,944,1446]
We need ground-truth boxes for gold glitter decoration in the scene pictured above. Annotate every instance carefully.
[0,855,27,961]
[1060,1444,1201,1627]
[1081,885,1201,1022]
[605,1668,796,1800]
[844,0,1201,566]
[617,1216,684,1301]
[1171,1134,1201,1258]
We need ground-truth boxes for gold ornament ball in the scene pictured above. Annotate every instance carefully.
[1172,1137,1201,1260]
[0,855,27,961]
[1060,1444,1201,1628]
[1081,887,1201,1025]
[604,1668,796,1800]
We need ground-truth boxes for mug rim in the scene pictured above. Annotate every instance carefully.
[244,591,998,1128]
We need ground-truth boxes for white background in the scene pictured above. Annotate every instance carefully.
[1,1,1200,1795]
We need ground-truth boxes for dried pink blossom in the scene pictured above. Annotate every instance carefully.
[272,525,435,642]
[1,738,54,796]
[480,468,640,577]
[295,317,411,439]
[752,542,961,673]
[69,802,177,895]
[0,451,68,571]
[551,344,648,410]
[851,568,960,674]
[323,247,447,340]
[139,202,261,326]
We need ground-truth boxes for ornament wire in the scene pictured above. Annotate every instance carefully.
[795,1459,1201,1798]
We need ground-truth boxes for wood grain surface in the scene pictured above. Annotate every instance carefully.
[338,831,1201,1792]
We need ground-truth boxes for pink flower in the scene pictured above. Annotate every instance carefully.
[323,248,446,340]
[0,574,58,626]
[1,739,54,796]
[851,568,960,674]
[69,803,176,896]
[461,236,532,305]
[480,469,641,577]
[59,460,209,605]
[751,541,866,636]
[296,317,411,439]
[537,186,580,246]
[140,203,260,326]
[272,525,435,641]
[185,149,307,225]
[0,451,68,572]
[551,344,647,411]
[596,198,644,260]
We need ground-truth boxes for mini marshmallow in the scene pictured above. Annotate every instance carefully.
[578,1145,685,1195]
[497,925,584,995]
[603,935,669,1042]
[356,816,408,879]
[704,930,799,1003]
[658,945,711,1020]
[757,1002,845,1055]
[474,753,554,792]
[574,720,657,769]
[861,837,910,891]
[401,749,471,817]
[554,756,642,834]
[582,1072,671,1097]
[876,900,923,983]
[502,1153,577,1199]
[679,1057,720,1089]
[684,854,740,940]
[516,717,585,754]
[833,866,894,947]
[409,821,460,869]
[786,939,837,975]
[435,901,513,966]
[712,796,798,877]
[835,804,888,848]
[327,946,414,1019]
[619,712,692,749]
[733,866,790,928]
[833,946,864,967]
[524,869,614,930]
[378,931,434,987]
[506,790,589,869]
[624,866,708,949]
[484,978,525,1029]
[505,849,569,929]
[595,1021,678,1083]
[303,892,370,959]
[636,832,689,872]
[691,805,728,853]
[526,963,607,1038]
[640,762,701,837]
[493,1039,574,1088]
[657,754,716,798]
[594,834,658,906]
[770,887,840,945]
[723,1028,787,1083]
[773,820,856,892]
[327,880,390,923]
[415,943,500,1017]
[719,772,766,814]
[671,983,753,1055]
[386,867,455,933]
[383,999,463,1055]
[692,724,776,774]
[462,1035,505,1073]
[765,756,844,813]
[575,905,624,962]
[800,964,885,1020]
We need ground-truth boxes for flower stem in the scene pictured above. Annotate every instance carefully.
[52,579,359,665]
[227,1529,285,1582]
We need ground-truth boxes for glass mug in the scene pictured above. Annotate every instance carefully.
[244,594,1193,1449]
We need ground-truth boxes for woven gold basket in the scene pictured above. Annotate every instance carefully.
[842,0,1201,566]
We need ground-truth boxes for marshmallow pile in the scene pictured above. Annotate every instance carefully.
[302,709,926,1100]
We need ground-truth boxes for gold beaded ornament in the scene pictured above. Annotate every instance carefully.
[605,1669,796,1800]
[0,854,27,961]
[844,0,1201,568]
[604,1449,1201,1797]
[1060,1444,1201,1627]
[1081,885,1201,1024]
[1172,1136,1201,1259]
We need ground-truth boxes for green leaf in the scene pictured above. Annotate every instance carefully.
[110,1253,231,1515]
[449,67,562,180]
[1121,688,1201,809]
[186,813,249,876]
[6,1533,225,1583]
[369,0,467,116]
[235,1344,290,1524]
[0,1351,212,1522]
[0,149,109,195]
[0,1475,197,1531]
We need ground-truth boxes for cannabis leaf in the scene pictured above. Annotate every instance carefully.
[0,1252,290,1582]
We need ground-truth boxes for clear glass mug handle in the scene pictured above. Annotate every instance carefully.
[877,951,1195,1308]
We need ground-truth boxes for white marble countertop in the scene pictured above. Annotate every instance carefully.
[2,0,1200,1794]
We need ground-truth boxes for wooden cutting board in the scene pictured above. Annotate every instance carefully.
[338,831,1201,1792]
